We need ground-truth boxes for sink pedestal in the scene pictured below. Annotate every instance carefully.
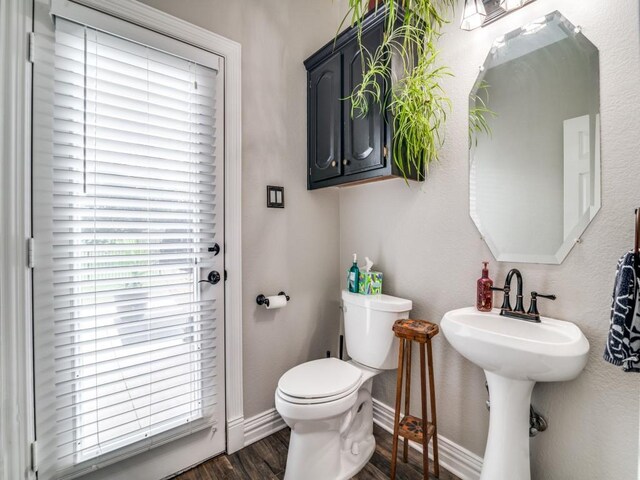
[482,372,535,480]
[441,307,590,480]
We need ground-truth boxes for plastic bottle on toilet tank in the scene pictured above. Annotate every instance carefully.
[348,254,360,293]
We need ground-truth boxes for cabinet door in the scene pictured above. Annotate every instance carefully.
[309,53,342,183]
[343,24,385,175]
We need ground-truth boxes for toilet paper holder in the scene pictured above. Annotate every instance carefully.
[256,291,290,307]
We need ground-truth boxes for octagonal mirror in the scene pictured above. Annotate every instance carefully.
[469,11,600,264]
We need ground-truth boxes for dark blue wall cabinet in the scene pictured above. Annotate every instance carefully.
[304,7,421,190]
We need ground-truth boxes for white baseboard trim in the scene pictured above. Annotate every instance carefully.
[243,408,287,447]
[372,398,483,480]
[227,416,246,454]
[241,401,483,480]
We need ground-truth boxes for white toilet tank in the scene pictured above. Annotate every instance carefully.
[342,290,412,370]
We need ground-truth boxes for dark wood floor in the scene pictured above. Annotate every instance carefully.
[174,424,460,480]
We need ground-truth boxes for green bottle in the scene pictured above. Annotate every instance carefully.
[348,253,360,293]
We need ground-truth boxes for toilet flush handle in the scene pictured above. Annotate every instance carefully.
[351,442,360,455]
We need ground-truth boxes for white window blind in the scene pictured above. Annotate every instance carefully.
[33,17,224,479]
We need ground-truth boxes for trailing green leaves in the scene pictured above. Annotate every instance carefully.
[469,80,497,147]
[342,0,456,182]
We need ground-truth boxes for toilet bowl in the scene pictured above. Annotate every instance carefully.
[275,291,412,480]
[275,358,379,480]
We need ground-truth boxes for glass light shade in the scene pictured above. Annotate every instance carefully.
[500,0,526,11]
[460,0,487,30]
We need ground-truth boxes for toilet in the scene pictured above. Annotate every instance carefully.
[275,290,412,480]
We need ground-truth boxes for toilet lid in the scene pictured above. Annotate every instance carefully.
[278,358,362,400]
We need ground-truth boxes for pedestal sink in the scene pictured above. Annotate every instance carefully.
[441,307,589,480]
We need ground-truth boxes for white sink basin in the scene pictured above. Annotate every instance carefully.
[441,307,589,480]
[441,307,589,382]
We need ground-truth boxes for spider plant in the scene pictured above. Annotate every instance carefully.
[338,0,456,181]
[469,80,497,147]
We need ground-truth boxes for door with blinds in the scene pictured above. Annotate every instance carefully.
[32,3,225,479]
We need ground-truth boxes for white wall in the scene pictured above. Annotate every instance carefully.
[340,1,640,478]
[138,0,348,419]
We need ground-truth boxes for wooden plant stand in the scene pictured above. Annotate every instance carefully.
[390,319,440,479]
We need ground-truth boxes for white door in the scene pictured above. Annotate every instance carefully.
[563,114,591,240]
[31,3,225,479]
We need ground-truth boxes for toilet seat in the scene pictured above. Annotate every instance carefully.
[277,358,363,405]
[277,381,361,405]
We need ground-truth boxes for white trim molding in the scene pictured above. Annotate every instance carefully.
[0,0,35,479]
[372,399,483,480]
[244,409,287,448]
[62,0,245,455]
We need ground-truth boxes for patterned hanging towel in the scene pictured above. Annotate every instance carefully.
[604,251,640,372]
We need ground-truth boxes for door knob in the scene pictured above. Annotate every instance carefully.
[199,271,221,285]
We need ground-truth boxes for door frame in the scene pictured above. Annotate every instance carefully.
[0,1,244,478]
[0,0,35,478]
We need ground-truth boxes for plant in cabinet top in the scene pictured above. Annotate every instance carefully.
[338,0,456,182]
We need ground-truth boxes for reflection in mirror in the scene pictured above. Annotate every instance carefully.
[469,11,600,264]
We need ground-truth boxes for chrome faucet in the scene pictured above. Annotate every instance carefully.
[491,268,555,323]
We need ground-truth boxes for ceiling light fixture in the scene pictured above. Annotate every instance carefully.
[500,0,526,11]
[461,0,536,31]
[460,0,486,31]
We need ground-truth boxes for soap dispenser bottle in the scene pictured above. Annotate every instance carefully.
[477,261,493,312]
[348,254,360,293]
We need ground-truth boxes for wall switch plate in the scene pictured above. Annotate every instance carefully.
[267,186,284,208]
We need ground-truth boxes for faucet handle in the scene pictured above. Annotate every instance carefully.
[535,293,556,300]
[491,285,512,311]
[527,291,556,316]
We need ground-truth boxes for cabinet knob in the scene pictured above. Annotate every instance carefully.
[342,159,349,166]
[331,160,337,167]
